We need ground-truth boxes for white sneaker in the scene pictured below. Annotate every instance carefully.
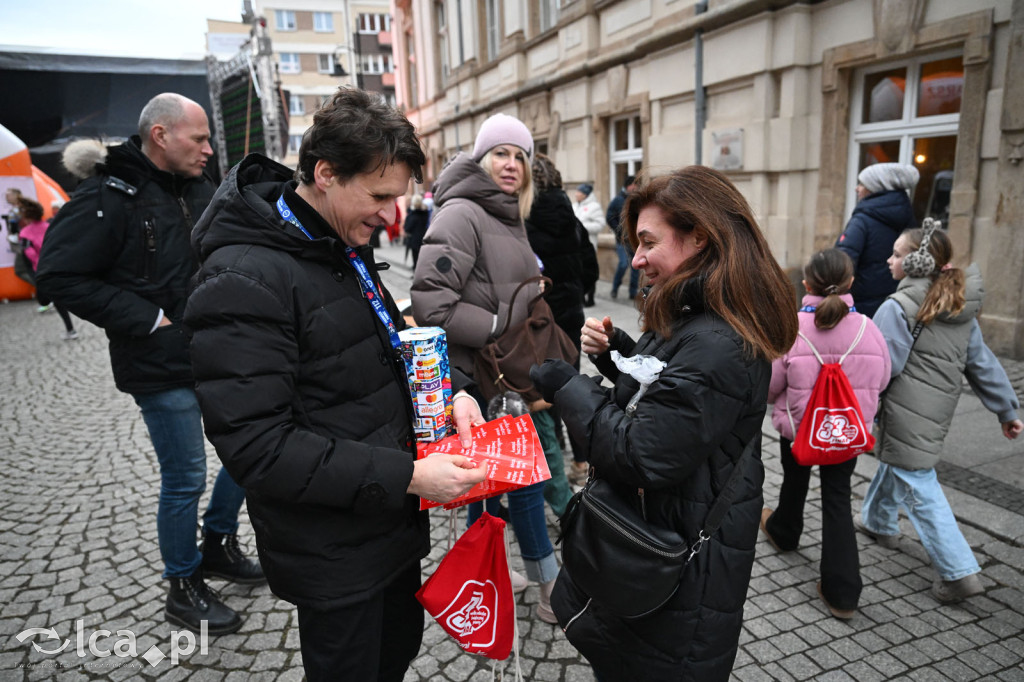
[63,330,79,341]
[37,303,54,314]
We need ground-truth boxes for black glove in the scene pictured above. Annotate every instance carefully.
[530,359,578,403]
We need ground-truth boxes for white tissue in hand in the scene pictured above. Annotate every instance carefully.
[610,351,666,386]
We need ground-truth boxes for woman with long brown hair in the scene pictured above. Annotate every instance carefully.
[531,165,798,680]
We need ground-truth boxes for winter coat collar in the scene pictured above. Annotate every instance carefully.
[433,152,520,226]
[852,189,914,233]
[192,153,376,267]
[102,136,206,197]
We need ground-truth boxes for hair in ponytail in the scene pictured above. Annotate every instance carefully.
[900,227,965,324]
[803,248,854,330]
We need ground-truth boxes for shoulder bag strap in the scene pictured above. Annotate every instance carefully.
[495,275,551,336]
[685,434,757,564]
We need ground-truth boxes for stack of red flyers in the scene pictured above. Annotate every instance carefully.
[418,414,552,510]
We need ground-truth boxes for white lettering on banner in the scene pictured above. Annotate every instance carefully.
[14,619,208,668]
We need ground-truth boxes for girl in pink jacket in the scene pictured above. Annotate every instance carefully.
[762,249,890,619]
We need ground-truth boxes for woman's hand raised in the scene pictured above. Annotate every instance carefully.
[581,316,614,356]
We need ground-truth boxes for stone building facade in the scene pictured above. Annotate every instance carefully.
[390,0,1024,359]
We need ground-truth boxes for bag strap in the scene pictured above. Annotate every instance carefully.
[795,315,867,367]
[495,275,551,337]
[685,434,756,563]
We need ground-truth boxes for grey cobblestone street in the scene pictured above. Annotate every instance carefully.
[2,245,1023,680]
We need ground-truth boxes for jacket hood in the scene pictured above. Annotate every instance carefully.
[895,263,984,325]
[433,152,520,226]
[192,154,359,265]
[853,189,915,233]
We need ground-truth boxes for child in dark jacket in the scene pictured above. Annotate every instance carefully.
[763,249,890,619]
[860,222,1022,603]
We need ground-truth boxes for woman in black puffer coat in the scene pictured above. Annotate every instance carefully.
[530,166,799,681]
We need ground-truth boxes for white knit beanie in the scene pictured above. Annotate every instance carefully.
[858,163,920,193]
[472,114,533,162]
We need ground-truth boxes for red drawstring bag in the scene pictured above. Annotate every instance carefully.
[416,512,515,660]
[789,317,876,466]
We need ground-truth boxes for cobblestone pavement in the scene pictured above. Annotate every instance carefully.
[2,259,1023,680]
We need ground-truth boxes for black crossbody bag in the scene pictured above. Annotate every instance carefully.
[558,434,756,619]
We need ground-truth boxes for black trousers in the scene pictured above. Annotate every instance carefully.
[296,562,424,682]
[766,437,862,610]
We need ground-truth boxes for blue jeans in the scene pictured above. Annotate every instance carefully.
[133,387,247,578]
[861,462,980,581]
[612,242,639,298]
[467,480,558,583]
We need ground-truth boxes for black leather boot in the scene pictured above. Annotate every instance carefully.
[166,568,243,635]
[201,530,266,585]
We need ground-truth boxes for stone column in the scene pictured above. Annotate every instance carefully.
[985,0,1024,358]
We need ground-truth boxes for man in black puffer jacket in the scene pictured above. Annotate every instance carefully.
[184,88,487,682]
[836,162,919,317]
[37,94,262,636]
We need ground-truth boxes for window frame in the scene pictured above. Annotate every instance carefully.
[279,52,301,74]
[275,10,296,31]
[289,94,306,116]
[539,0,559,34]
[313,11,334,33]
[846,49,962,221]
[317,53,335,74]
[485,0,500,61]
[608,113,643,198]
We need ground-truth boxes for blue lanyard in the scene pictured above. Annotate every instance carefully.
[800,304,857,313]
[277,194,401,349]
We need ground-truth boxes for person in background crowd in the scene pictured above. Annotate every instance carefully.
[531,166,798,680]
[762,248,890,620]
[411,113,566,624]
[184,87,487,682]
[835,162,919,318]
[36,93,262,636]
[4,187,23,236]
[15,196,78,338]
[573,182,604,307]
[859,225,1022,604]
[526,153,595,486]
[606,175,639,299]
[403,193,430,268]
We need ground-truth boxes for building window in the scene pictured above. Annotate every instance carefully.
[289,134,304,154]
[279,53,301,74]
[289,94,305,116]
[436,0,449,87]
[275,10,296,31]
[848,51,962,224]
[359,13,391,34]
[539,0,559,33]
[406,31,418,105]
[609,114,643,198]
[317,53,335,74]
[361,54,393,75]
[485,0,500,61]
[313,12,333,32]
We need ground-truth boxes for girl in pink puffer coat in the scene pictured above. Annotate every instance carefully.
[761,248,890,619]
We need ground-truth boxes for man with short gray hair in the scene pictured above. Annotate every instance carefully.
[37,93,262,636]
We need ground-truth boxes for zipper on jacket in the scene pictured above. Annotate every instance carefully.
[638,487,647,522]
[177,197,194,228]
[141,219,157,281]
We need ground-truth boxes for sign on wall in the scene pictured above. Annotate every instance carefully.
[711,129,744,171]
